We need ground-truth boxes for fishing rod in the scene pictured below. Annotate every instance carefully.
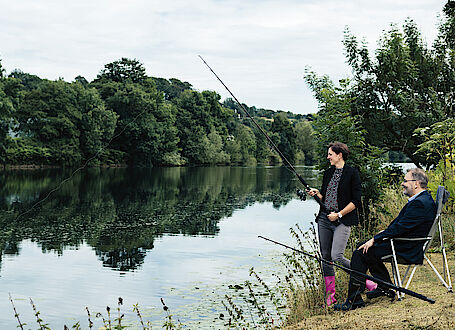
[258,235,435,304]
[198,55,326,212]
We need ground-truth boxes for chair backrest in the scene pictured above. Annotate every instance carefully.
[423,185,450,251]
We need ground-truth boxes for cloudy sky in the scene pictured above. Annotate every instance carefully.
[0,0,445,114]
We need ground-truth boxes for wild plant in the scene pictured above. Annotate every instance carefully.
[30,297,51,330]
[9,295,176,329]
[220,223,330,328]
[161,297,182,330]
[222,293,250,329]
[9,293,25,329]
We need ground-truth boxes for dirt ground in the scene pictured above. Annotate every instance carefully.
[284,252,455,329]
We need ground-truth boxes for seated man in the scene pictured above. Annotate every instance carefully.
[334,168,437,311]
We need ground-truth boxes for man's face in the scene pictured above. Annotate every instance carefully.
[401,172,418,197]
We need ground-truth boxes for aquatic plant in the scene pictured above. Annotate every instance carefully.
[8,296,177,330]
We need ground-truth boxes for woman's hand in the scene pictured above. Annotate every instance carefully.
[307,188,319,197]
[327,212,339,222]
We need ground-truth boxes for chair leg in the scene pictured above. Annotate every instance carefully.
[391,240,403,299]
[442,248,453,292]
[404,266,418,290]
[425,255,452,291]
[402,265,412,283]
[439,221,453,291]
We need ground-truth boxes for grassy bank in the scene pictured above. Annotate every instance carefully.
[282,179,455,329]
[284,252,455,329]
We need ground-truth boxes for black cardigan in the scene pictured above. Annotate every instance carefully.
[317,164,362,226]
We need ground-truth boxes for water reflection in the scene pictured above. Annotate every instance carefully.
[0,166,319,272]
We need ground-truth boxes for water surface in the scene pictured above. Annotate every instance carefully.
[0,166,320,328]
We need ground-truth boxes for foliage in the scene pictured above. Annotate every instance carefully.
[414,118,455,172]
[271,112,297,165]
[342,19,449,167]
[0,56,314,167]
[94,58,147,84]
[294,120,316,165]
[304,71,385,224]
[221,224,328,328]
[9,295,180,330]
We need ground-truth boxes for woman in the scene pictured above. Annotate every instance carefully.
[308,142,375,306]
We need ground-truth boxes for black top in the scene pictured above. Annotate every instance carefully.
[374,190,436,264]
[318,164,362,226]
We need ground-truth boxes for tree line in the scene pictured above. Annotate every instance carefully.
[304,1,455,224]
[1,2,455,172]
[0,58,316,167]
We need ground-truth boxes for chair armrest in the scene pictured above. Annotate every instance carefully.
[388,237,432,242]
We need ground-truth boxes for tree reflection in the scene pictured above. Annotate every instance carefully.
[0,166,318,271]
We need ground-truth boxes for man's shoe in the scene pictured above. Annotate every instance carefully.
[366,287,395,299]
[333,299,365,311]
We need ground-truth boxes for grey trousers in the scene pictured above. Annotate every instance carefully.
[317,213,351,277]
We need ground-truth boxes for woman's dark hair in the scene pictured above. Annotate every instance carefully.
[328,142,349,160]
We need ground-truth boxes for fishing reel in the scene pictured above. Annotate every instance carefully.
[296,189,307,201]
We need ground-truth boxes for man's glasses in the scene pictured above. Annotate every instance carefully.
[403,179,417,183]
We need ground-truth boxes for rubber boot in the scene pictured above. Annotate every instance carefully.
[324,276,337,306]
[365,279,377,291]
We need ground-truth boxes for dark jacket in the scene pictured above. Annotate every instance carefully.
[374,190,436,264]
[317,164,362,226]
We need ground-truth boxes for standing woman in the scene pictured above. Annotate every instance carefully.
[308,142,375,306]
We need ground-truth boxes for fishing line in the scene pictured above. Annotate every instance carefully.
[14,82,175,221]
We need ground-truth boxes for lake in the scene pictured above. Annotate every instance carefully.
[0,166,321,328]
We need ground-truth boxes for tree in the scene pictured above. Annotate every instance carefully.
[294,120,316,165]
[343,21,445,167]
[93,79,180,166]
[305,71,385,224]
[73,83,118,164]
[0,82,13,163]
[175,90,231,164]
[14,79,83,165]
[0,58,5,78]
[152,77,192,101]
[414,119,455,177]
[95,58,147,84]
[74,75,89,87]
[271,112,296,164]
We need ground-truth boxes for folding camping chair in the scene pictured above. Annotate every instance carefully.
[381,185,452,300]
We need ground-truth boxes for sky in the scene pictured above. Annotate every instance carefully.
[0,0,445,114]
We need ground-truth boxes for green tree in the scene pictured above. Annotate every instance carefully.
[92,59,181,166]
[175,90,231,164]
[414,119,455,179]
[0,82,13,164]
[153,77,192,101]
[294,120,316,165]
[14,79,83,165]
[73,83,118,164]
[271,112,296,164]
[95,58,147,84]
[305,71,385,224]
[0,58,4,78]
[343,20,445,167]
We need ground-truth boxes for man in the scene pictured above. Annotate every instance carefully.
[333,168,437,311]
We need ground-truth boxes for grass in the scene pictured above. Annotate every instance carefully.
[284,252,455,329]
[283,180,455,329]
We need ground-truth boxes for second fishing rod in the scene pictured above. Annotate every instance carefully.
[199,55,326,212]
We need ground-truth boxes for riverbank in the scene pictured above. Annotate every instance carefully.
[285,251,455,329]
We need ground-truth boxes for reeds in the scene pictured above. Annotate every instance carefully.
[9,295,173,330]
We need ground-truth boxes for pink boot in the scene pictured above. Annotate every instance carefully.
[366,279,377,291]
[324,276,337,306]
